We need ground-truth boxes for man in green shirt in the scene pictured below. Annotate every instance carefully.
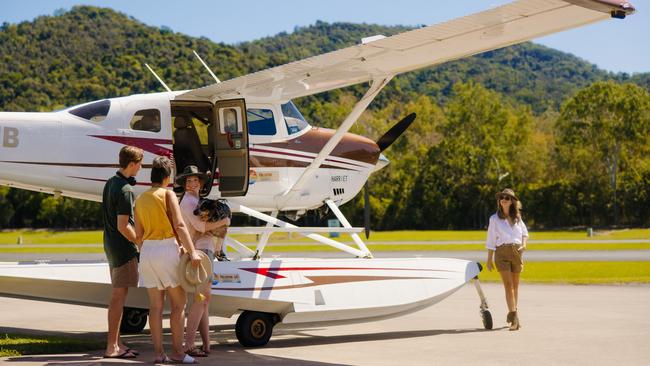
[101,145,143,359]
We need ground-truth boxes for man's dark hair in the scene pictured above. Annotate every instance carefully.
[118,146,144,169]
[151,156,173,184]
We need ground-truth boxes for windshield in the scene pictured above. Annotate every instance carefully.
[68,100,111,122]
[281,101,309,135]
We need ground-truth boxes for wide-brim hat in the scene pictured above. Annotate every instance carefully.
[175,165,209,186]
[496,188,518,201]
[178,250,213,293]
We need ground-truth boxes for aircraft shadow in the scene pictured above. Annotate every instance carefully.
[259,326,502,348]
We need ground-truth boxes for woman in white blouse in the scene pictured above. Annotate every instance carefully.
[486,188,528,331]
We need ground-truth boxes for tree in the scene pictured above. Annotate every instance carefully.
[407,82,534,229]
[555,81,650,225]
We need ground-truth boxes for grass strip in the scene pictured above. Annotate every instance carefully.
[260,243,650,252]
[0,247,104,254]
[0,333,103,357]
[475,261,650,284]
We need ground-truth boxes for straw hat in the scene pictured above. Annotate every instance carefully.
[175,165,209,186]
[178,250,213,295]
[495,188,518,201]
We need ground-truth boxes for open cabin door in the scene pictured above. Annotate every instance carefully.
[212,99,249,197]
[170,98,249,197]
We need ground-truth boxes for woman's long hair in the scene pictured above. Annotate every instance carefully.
[496,196,522,222]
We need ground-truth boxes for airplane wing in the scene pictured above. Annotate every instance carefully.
[177,0,634,103]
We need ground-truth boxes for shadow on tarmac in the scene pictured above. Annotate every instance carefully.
[1,324,505,365]
[263,326,503,348]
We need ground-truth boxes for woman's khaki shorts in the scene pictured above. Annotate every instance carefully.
[495,244,524,273]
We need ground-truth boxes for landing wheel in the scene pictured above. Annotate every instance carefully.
[481,310,493,330]
[235,311,276,347]
[120,307,149,334]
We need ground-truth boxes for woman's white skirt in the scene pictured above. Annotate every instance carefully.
[139,237,181,289]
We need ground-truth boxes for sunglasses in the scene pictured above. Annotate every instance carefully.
[499,195,512,201]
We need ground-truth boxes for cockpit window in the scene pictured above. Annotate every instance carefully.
[281,101,309,135]
[247,108,276,135]
[68,100,111,122]
[130,109,161,132]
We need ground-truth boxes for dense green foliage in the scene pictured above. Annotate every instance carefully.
[0,6,648,229]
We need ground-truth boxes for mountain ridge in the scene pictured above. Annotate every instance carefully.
[1,5,646,115]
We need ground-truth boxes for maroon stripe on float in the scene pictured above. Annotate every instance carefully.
[216,275,441,291]
[238,266,459,279]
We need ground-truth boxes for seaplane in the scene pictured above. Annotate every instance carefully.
[0,0,635,347]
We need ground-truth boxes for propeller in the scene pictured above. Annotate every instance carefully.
[375,112,417,152]
[363,112,417,239]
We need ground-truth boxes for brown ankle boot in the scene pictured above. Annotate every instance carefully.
[509,311,520,331]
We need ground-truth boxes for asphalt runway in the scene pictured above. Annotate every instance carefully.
[1,283,649,365]
[2,249,650,263]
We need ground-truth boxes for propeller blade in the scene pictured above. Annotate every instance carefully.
[376,112,416,152]
[364,184,370,239]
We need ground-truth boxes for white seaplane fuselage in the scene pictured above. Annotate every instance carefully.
[0,91,383,211]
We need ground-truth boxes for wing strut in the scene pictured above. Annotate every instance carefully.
[325,199,373,258]
[275,76,393,209]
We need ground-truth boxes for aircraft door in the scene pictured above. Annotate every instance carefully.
[212,99,249,197]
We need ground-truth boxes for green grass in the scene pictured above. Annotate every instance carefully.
[2,228,649,245]
[260,243,650,252]
[476,261,650,284]
[0,333,103,357]
[0,246,104,254]
[0,230,101,245]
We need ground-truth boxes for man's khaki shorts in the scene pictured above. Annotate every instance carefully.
[495,244,524,273]
[110,257,139,288]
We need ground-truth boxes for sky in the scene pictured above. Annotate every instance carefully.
[2,0,648,74]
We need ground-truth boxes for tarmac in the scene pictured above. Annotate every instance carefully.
[2,249,650,263]
[1,282,649,365]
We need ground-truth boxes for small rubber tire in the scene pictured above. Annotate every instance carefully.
[120,307,149,334]
[235,311,275,347]
[481,310,493,330]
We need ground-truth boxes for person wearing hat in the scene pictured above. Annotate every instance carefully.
[485,188,529,331]
[134,157,202,364]
[176,165,230,357]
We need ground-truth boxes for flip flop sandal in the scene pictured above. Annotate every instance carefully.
[170,354,198,364]
[103,350,136,359]
[125,347,140,356]
[186,347,208,357]
[154,353,172,364]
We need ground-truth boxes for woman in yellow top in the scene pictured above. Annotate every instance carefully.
[135,156,201,364]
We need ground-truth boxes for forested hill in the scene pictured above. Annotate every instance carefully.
[0,6,644,114]
[1,6,649,230]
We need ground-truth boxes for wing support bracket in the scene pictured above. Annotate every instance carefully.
[325,199,373,258]
[229,202,371,259]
